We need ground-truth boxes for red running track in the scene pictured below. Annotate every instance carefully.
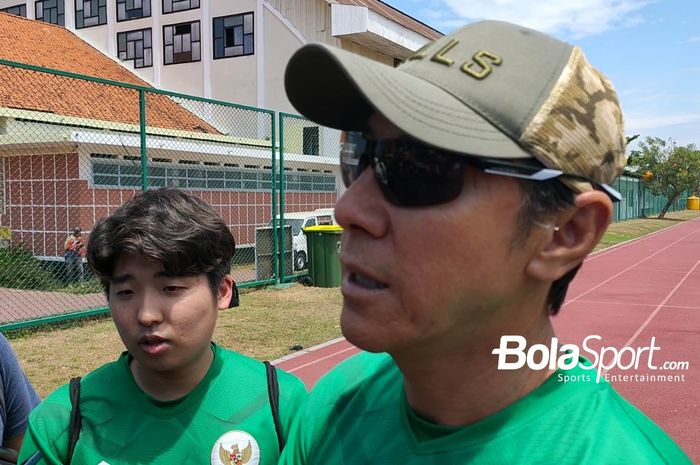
[275,217,700,462]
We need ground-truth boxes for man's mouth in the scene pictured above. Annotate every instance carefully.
[349,272,388,290]
[137,335,169,354]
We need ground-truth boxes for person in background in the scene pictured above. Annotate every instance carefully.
[20,188,306,465]
[279,19,691,464]
[63,228,85,283]
[0,333,40,464]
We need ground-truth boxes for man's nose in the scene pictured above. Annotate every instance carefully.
[335,168,389,238]
[136,292,164,327]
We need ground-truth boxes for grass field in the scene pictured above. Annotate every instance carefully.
[7,210,700,397]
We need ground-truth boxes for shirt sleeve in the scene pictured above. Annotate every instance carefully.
[17,386,71,465]
[0,335,40,443]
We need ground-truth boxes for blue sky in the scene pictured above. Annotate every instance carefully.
[383,0,700,151]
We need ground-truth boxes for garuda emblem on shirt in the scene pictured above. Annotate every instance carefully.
[211,430,260,465]
[219,441,252,465]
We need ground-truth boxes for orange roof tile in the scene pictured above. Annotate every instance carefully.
[0,12,217,134]
[331,0,443,41]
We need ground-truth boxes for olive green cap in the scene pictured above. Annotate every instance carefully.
[284,20,627,194]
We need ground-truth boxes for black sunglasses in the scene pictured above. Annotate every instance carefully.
[340,132,621,208]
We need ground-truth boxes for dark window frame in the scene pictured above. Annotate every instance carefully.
[91,158,336,193]
[163,20,201,65]
[35,0,65,26]
[0,4,27,16]
[117,28,153,69]
[213,11,255,60]
[302,126,320,156]
[116,0,151,22]
[162,0,199,15]
[75,0,107,29]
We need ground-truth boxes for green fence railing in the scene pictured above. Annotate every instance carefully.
[611,175,690,222]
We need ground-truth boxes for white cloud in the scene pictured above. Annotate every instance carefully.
[427,0,655,38]
[687,36,700,43]
[624,112,700,131]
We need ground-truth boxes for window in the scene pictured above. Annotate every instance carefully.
[91,158,335,192]
[163,21,200,65]
[303,127,320,155]
[118,28,152,68]
[213,12,254,59]
[162,0,198,14]
[0,4,27,16]
[35,0,65,26]
[116,0,150,22]
[283,171,336,192]
[76,0,106,29]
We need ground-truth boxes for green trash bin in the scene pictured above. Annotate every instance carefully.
[303,225,343,287]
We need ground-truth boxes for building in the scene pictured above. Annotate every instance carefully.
[0,0,441,112]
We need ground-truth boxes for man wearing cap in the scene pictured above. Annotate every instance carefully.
[63,227,85,282]
[280,20,691,464]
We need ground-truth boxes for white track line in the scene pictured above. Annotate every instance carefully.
[286,346,357,373]
[564,226,700,306]
[585,216,700,262]
[622,260,700,349]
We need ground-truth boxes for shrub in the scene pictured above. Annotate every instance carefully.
[0,245,59,290]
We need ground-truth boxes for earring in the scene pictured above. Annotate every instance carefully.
[532,220,560,232]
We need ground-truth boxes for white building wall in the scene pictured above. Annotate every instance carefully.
[261,5,304,113]
[266,0,338,46]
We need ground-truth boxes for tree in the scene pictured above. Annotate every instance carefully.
[627,137,700,218]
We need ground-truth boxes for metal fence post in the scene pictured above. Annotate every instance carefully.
[278,113,287,283]
[139,89,148,191]
[271,112,279,284]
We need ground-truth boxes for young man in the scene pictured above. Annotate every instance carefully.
[280,20,691,464]
[19,188,306,465]
[1,333,40,461]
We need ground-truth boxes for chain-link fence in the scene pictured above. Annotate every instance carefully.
[0,60,343,330]
[0,59,693,330]
[277,113,343,282]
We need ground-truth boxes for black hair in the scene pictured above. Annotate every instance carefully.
[87,188,235,298]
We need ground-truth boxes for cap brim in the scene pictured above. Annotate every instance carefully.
[285,43,532,159]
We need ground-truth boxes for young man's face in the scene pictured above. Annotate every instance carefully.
[108,254,232,380]
[335,114,545,356]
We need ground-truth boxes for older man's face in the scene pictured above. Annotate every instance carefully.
[335,114,544,357]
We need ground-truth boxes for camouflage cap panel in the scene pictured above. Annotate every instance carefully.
[520,47,627,193]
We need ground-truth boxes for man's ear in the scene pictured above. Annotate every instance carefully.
[216,274,234,310]
[526,191,612,282]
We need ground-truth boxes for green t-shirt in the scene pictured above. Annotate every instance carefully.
[280,352,691,465]
[19,343,307,465]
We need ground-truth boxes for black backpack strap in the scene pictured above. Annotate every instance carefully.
[263,361,285,452]
[67,377,82,464]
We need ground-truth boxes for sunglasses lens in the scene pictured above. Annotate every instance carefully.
[340,133,465,207]
[378,143,464,207]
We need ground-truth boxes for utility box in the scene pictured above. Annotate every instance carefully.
[255,225,293,281]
